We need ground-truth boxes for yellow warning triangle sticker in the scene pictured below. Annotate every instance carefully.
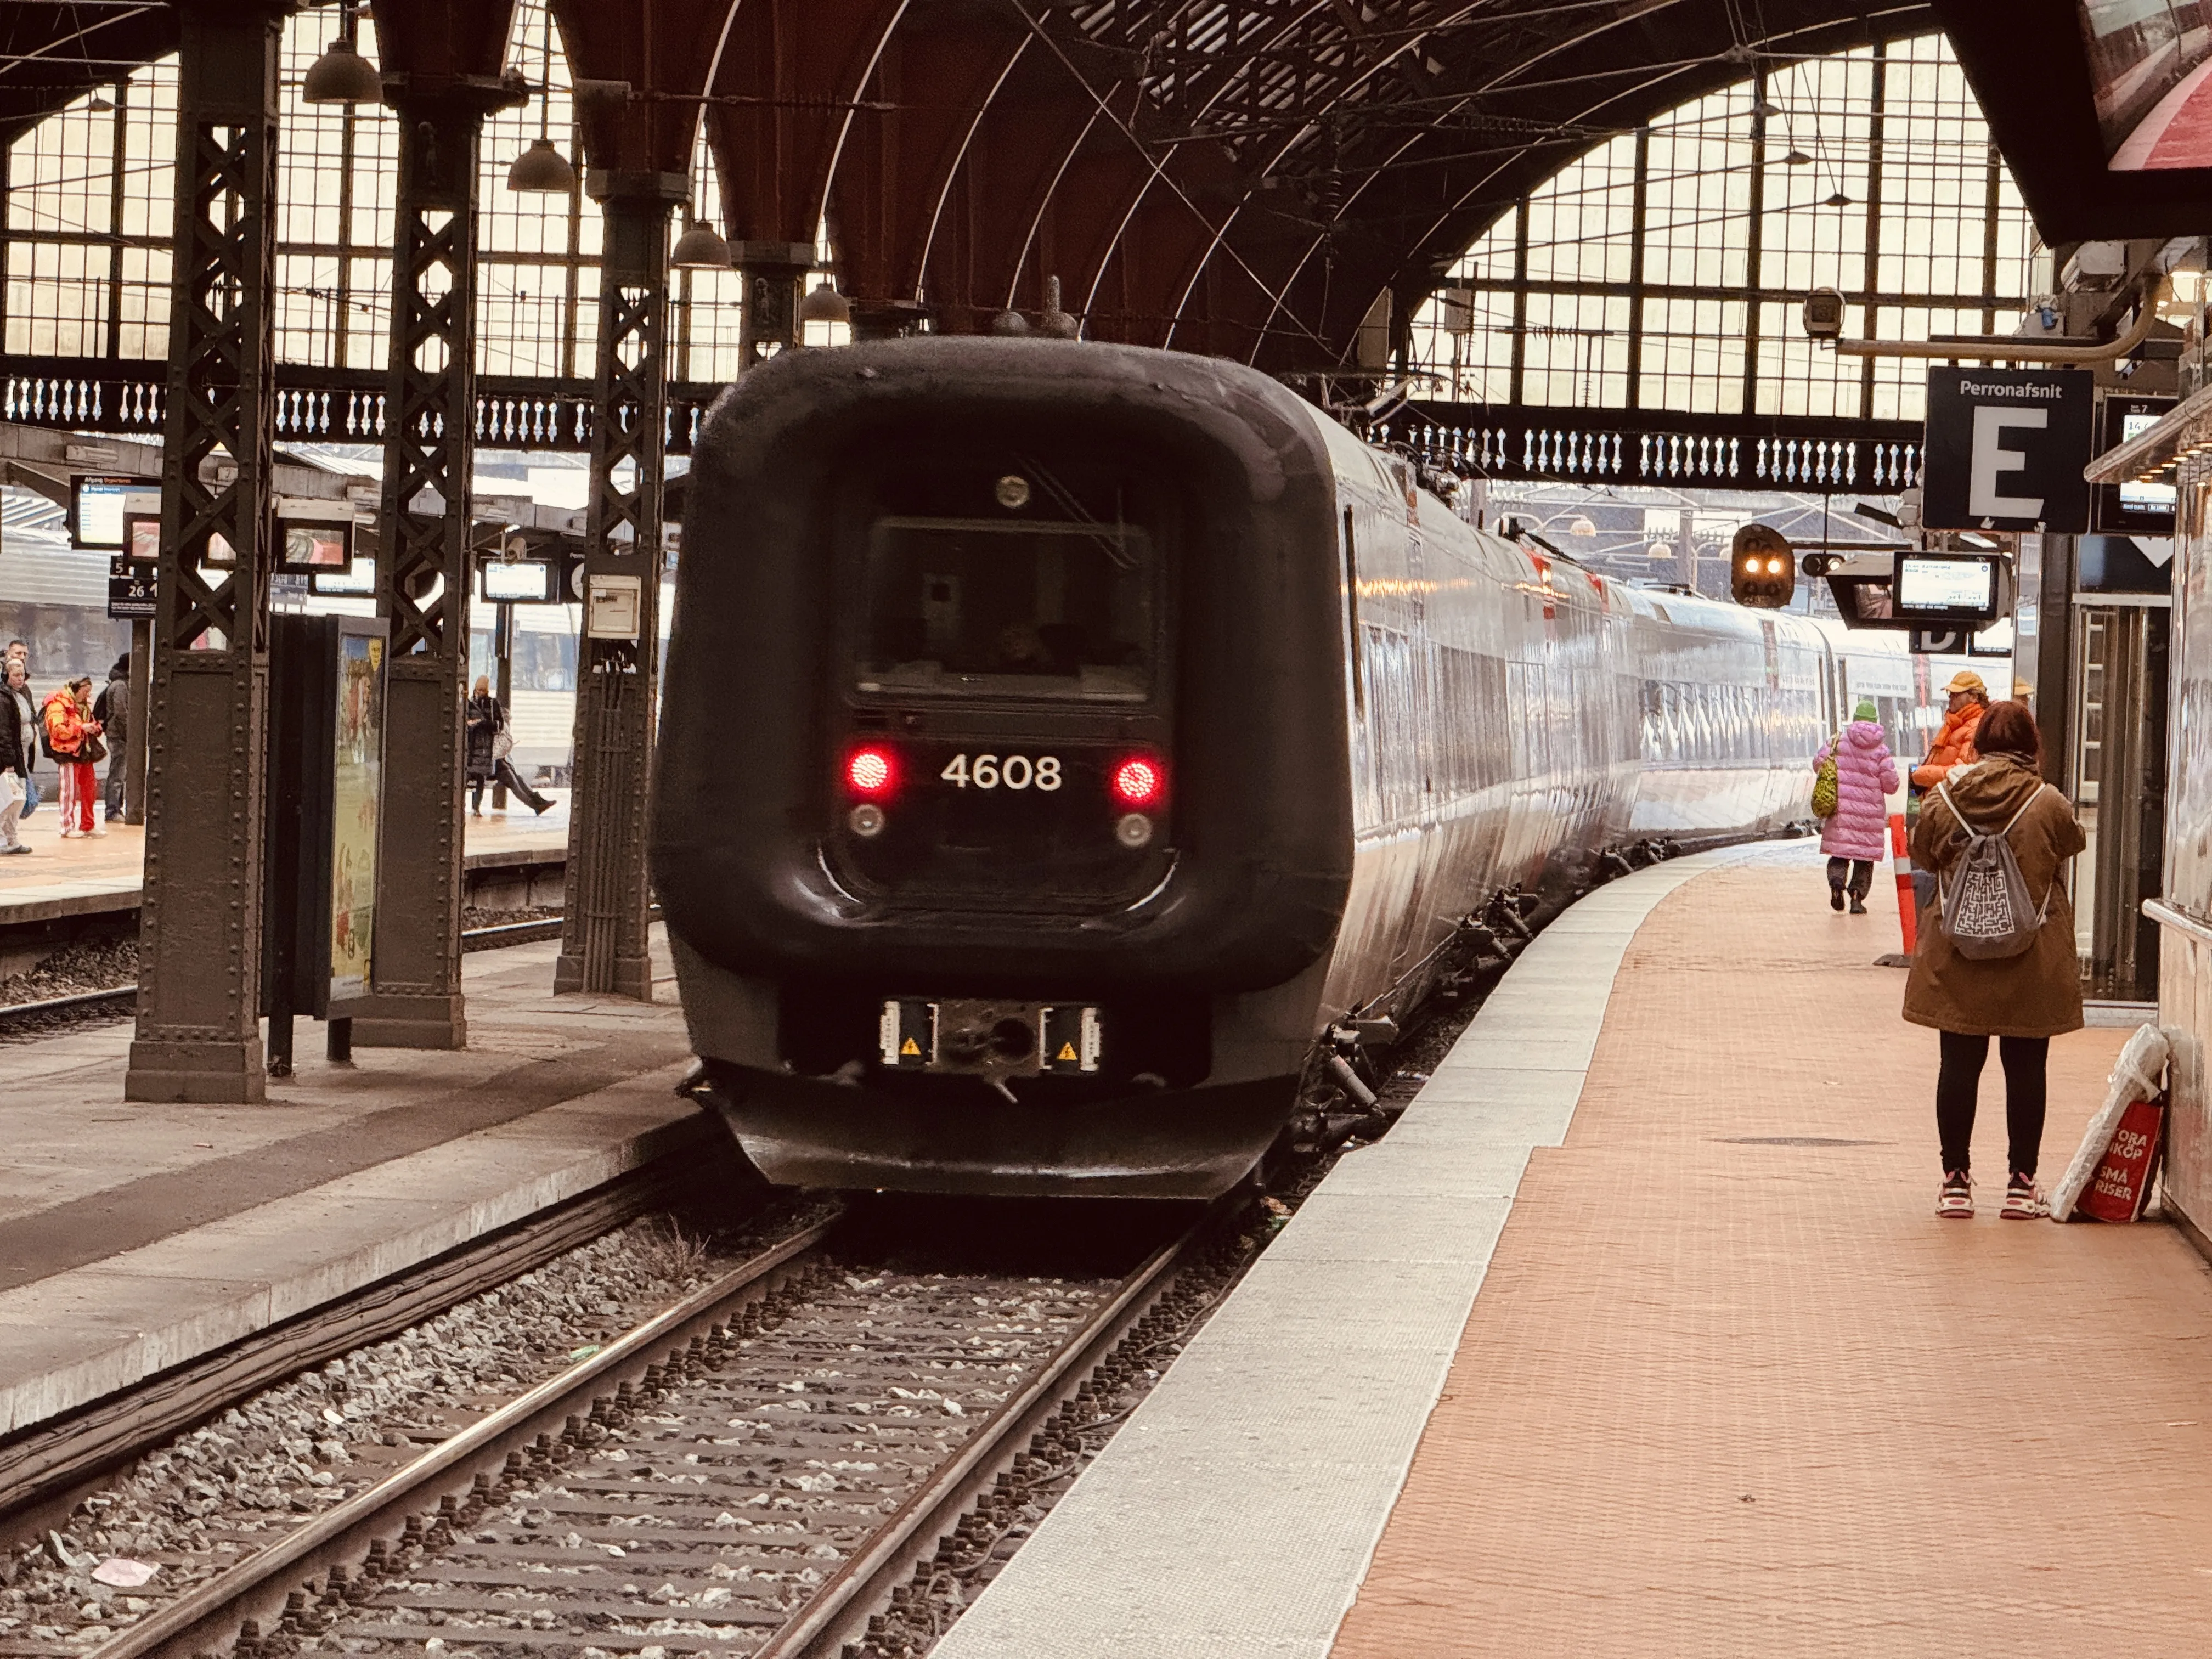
[1056,1042,1078,1062]
[900,1037,921,1057]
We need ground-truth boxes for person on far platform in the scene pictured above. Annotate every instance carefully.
[465,675,554,816]
[1814,698,1898,913]
[5,644,35,820]
[41,676,102,839]
[94,653,128,822]
[0,658,31,854]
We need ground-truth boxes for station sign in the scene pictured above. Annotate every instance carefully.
[1909,627,2011,659]
[1921,368,2094,534]
[105,557,156,620]
[2079,532,2172,596]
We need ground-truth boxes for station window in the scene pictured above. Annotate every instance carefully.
[1408,32,2038,425]
[0,0,751,385]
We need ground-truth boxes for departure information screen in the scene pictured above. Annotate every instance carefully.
[2119,409,2179,515]
[1895,555,1999,615]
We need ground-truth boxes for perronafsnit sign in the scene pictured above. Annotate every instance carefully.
[1921,367,2094,534]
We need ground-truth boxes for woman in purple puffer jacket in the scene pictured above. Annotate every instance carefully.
[1814,699,1899,913]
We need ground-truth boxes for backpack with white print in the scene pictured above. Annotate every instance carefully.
[1934,775,2055,960]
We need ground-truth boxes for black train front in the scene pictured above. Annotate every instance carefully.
[653,338,1825,1197]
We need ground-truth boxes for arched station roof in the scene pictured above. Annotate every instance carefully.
[0,0,1937,367]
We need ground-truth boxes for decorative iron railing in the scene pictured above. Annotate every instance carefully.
[1378,400,1925,494]
[1,363,1927,490]
[0,357,729,455]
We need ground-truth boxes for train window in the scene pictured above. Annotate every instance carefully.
[855,518,1155,702]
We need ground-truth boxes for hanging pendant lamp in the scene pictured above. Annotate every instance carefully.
[508,138,577,193]
[507,7,575,194]
[799,280,851,325]
[303,37,382,104]
[671,216,732,268]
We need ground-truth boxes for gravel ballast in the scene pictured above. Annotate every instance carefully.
[0,1210,805,1654]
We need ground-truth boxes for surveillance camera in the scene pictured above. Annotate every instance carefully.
[1801,287,1846,341]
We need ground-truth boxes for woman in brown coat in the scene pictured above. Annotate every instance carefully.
[1904,701,2085,1221]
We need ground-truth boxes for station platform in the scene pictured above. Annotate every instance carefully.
[0,928,704,1440]
[0,797,570,953]
[934,842,2212,1656]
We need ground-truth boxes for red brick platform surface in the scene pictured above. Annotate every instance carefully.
[1331,860,2212,1654]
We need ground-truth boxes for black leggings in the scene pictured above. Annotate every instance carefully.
[1827,856,1872,896]
[1936,1031,2049,1178]
[471,759,550,813]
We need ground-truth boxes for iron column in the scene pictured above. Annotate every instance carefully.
[353,76,521,1049]
[125,1,290,1104]
[555,171,686,999]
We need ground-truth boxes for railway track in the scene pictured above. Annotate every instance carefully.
[33,1200,1223,1659]
[0,915,575,1040]
[0,1162,736,1542]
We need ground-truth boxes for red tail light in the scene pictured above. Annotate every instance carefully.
[846,747,895,797]
[1110,755,1165,808]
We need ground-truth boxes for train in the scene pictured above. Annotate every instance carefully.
[651,338,1969,1200]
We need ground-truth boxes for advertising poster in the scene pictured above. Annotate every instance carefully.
[329,633,383,1003]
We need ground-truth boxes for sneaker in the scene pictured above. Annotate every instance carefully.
[2001,1176,2049,1220]
[1848,895,1867,914]
[59,827,80,840]
[89,825,106,837]
[2,844,29,855]
[1830,887,1845,911]
[1937,1171,1973,1219]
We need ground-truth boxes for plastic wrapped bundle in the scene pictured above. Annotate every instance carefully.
[2049,1023,2170,1223]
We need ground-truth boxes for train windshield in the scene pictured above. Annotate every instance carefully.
[855,517,1155,702]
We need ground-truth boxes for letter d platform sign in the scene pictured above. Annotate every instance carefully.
[1922,367,2093,533]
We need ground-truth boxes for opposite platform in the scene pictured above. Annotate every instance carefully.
[0,930,704,1437]
[937,842,2210,1656]
[0,802,571,930]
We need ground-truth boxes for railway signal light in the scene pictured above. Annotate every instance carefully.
[1731,523,1796,608]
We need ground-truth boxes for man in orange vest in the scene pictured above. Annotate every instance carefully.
[1912,670,1988,791]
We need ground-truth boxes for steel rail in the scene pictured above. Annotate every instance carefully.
[456,915,565,950]
[0,983,132,1022]
[92,1215,840,1659]
[753,1217,1206,1659]
[80,1203,1210,1659]
[0,912,583,1030]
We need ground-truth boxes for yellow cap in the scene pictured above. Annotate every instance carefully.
[1944,669,1987,695]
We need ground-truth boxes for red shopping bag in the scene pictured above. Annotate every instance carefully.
[2074,1093,2165,1223]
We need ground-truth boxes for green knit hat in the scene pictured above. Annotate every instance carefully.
[1853,698,1877,721]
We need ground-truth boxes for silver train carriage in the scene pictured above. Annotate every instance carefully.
[652,340,1835,1200]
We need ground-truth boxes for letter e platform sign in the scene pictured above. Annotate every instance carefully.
[1922,367,2093,533]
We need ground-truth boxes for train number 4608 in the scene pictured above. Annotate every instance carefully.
[940,753,1063,791]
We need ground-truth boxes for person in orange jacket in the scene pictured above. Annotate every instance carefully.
[40,676,103,839]
[1911,669,1988,791]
